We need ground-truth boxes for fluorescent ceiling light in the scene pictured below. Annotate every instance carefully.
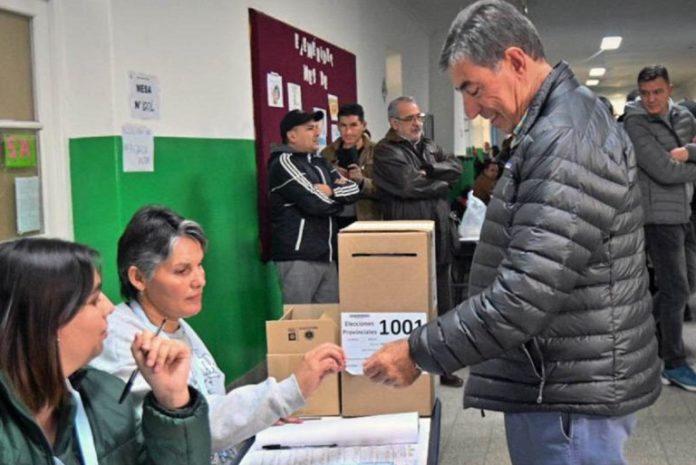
[589,67,606,77]
[600,36,622,50]
[586,79,600,86]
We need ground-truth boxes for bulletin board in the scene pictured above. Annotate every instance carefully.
[249,9,357,261]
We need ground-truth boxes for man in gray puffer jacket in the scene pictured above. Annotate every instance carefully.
[623,65,696,392]
[364,2,661,464]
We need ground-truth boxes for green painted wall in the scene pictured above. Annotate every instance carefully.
[70,136,283,380]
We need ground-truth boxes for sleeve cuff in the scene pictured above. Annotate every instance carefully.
[686,144,696,162]
[146,386,203,418]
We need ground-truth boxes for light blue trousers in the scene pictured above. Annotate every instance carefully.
[504,411,636,465]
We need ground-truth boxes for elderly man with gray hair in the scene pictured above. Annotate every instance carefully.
[372,95,463,386]
[364,1,660,464]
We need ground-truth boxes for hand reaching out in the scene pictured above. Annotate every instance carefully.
[363,339,421,388]
[131,330,191,410]
[293,343,345,399]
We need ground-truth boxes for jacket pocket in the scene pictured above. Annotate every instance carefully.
[521,338,547,404]
[294,218,306,251]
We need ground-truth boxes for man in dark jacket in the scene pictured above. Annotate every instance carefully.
[373,96,463,386]
[364,1,660,464]
[623,65,696,392]
[269,110,360,304]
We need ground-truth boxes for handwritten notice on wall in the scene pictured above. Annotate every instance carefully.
[129,72,160,120]
[15,176,41,234]
[122,125,154,172]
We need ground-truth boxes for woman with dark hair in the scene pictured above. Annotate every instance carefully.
[0,238,210,465]
[91,205,345,464]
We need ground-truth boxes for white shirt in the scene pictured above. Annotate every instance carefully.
[90,301,306,453]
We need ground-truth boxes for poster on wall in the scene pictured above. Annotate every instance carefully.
[250,9,357,260]
[129,72,160,120]
[314,107,327,149]
[2,133,37,168]
[267,72,284,108]
[327,94,339,121]
[287,83,302,110]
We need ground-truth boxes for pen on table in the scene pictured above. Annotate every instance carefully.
[262,444,337,450]
[118,318,167,404]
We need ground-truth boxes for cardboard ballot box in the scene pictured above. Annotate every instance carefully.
[338,221,436,417]
[338,221,438,317]
[266,304,340,416]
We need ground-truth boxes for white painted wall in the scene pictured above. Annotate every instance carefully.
[428,30,455,154]
[55,0,431,141]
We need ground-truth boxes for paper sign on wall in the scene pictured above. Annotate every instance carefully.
[267,72,284,108]
[15,176,41,234]
[129,72,160,120]
[287,82,302,110]
[328,94,339,121]
[331,124,340,144]
[314,107,327,150]
[341,312,427,375]
[122,125,154,172]
[3,133,37,168]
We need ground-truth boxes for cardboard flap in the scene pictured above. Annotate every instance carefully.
[341,220,434,234]
[267,304,339,354]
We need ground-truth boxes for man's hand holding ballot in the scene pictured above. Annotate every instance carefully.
[363,339,422,388]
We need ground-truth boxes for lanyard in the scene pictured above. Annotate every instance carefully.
[53,380,99,465]
[128,302,209,396]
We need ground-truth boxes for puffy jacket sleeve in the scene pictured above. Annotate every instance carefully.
[624,116,696,183]
[409,128,625,373]
[269,153,343,217]
[141,388,211,465]
[373,142,451,199]
[685,113,696,161]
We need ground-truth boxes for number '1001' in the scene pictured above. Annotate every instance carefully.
[379,319,422,336]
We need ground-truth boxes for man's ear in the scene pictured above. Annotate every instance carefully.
[127,265,147,292]
[286,128,296,144]
[503,47,528,76]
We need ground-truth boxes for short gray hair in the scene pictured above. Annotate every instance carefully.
[117,205,208,301]
[439,0,545,71]
[387,96,417,119]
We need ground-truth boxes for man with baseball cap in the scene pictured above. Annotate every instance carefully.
[269,109,361,303]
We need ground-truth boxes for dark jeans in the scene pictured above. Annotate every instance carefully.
[644,224,693,369]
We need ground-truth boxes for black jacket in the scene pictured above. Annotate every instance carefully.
[409,62,661,416]
[268,144,360,262]
[373,130,462,264]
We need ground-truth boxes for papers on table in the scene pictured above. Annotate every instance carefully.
[254,412,418,448]
[239,413,429,465]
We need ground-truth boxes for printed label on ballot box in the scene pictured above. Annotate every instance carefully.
[341,312,427,375]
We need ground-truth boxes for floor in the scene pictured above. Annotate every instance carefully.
[436,320,696,465]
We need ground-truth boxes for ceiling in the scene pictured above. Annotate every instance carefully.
[391,0,696,103]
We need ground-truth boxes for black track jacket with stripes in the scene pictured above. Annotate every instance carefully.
[269,144,361,262]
